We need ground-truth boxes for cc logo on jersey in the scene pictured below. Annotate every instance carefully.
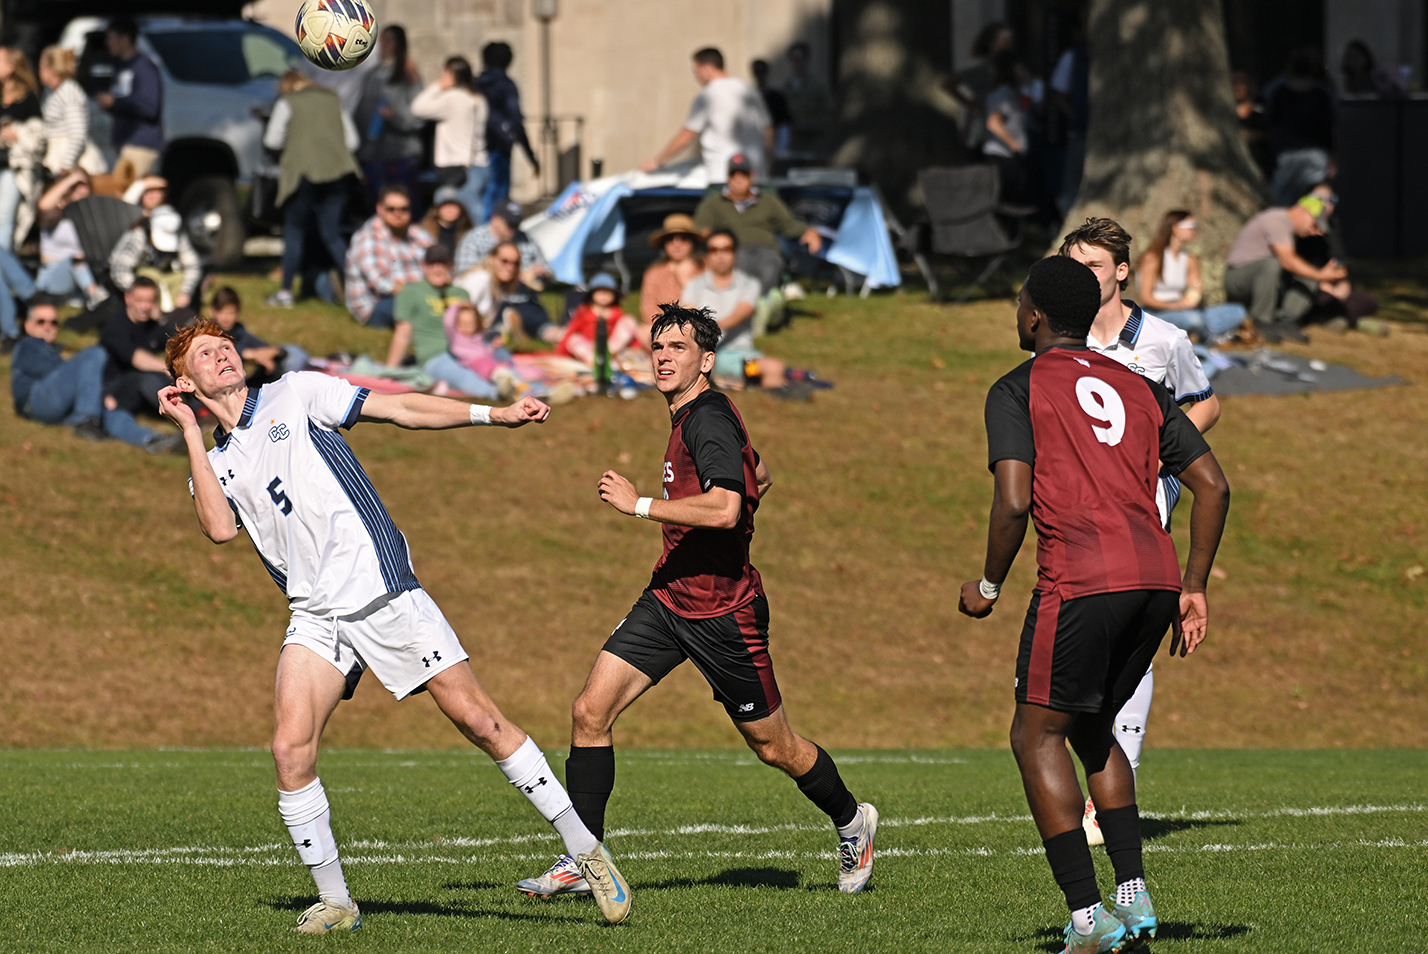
[269,423,291,442]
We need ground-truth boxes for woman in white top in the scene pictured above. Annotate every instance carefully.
[38,46,104,176]
[1137,210,1248,342]
[412,55,490,224]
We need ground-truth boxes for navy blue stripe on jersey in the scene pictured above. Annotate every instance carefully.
[1119,302,1144,345]
[214,387,264,448]
[307,421,420,595]
[1163,473,1182,514]
[1177,385,1214,403]
[341,387,370,430]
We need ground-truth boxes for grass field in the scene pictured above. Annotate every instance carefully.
[1,748,1424,952]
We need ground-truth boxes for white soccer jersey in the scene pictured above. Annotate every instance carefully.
[1086,301,1214,404]
[198,372,419,618]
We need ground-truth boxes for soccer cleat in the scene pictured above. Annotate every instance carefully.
[837,802,879,893]
[517,853,592,898]
[575,842,632,924]
[1061,904,1127,954]
[1113,890,1158,947]
[1083,797,1105,846]
[293,899,361,934]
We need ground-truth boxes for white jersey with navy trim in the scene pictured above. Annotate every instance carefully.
[1087,301,1214,404]
[199,371,420,617]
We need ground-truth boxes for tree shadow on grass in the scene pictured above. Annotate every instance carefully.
[638,866,806,892]
[1021,921,1251,952]
[1142,817,1241,841]
[262,895,584,923]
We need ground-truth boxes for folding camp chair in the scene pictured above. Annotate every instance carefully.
[63,195,143,294]
[914,166,1033,304]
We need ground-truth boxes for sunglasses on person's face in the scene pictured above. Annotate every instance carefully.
[495,256,521,266]
[382,203,411,214]
[29,318,59,326]
[706,244,735,254]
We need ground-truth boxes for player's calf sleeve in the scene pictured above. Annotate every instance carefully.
[793,745,859,830]
[278,778,351,906]
[565,744,615,843]
[1043,828,1103,912]
[1114,668,1154,777]
[1095,804,1145,886]
[498,736,600,856]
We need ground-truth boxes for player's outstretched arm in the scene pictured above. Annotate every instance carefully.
[1173,450,1231,655]
[959,459,1032,618]
[359,392,551,430]
[598,470,743,529]
[158,385,238,544]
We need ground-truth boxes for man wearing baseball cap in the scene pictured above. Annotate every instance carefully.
[692,153,822,296]
[1223,194,1346,343]
[454,198,552,289]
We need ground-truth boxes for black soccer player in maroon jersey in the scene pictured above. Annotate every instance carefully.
[514,303,878,902]
[958,257,1230,954]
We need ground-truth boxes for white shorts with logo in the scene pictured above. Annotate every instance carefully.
[283,589,468,701]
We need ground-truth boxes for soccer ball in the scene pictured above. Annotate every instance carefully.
[295,0,378,72]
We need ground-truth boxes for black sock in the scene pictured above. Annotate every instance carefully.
[564,745,614,843]
[1096,804,1145,884]
[1043,828,1103,911]
[793,745,858,828]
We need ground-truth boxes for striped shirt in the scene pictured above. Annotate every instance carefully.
[344,216,433,323]
[41,79,90,172]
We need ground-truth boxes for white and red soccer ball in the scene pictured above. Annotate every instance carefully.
[295,0,378,72]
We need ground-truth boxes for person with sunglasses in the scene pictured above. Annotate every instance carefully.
[343,184,432,328]
[680,228,787,389]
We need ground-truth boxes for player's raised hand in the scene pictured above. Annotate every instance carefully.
[492,395,551,427]
[957,580,996,618]
[157,385,198,432]
[1175,591,1208,656]
[598,470,639,515]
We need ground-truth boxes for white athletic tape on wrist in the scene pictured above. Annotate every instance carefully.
[469,404,492,426]
[978,577,1002,600]
[635,497,653,519]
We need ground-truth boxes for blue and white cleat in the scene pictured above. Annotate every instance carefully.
[575,842,632,924]
[517,854,592,898]
[293,899,361,934]
[1061,904,1127,954]
[837,802,879,893]
[1113,890,1158,947]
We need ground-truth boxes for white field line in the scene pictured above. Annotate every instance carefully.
[3,803,1423,869]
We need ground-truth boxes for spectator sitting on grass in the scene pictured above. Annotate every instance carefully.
[1135,210,1247,343]
[442,299,539,401]
[455,239,561,344]
[344,183,432,328]
[35,169,106,307]
[421,185,474,254]
[207,286,309,386]
[557,273,638,367]
[386,243,503,399]
[0,243,36,351]
[1290,185,1382,334]
[12,294,179,451]
[100,275,172,418]
[680,228,787,389]
[639,213,703,350]
[111,176,201,315]
[692,153,821,296]
[454,198,550,288]
[1223,194,1345,343]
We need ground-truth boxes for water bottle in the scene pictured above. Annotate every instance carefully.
[594,315,610,393]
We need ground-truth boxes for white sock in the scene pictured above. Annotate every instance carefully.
[278,778,352,907]
[1116,877,1146,907]
[836,811,864,840]
[1114,666,1154,779]
[1071,902,1101,935]
[497,736,600,857]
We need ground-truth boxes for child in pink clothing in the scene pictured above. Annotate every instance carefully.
[443,300,524,397]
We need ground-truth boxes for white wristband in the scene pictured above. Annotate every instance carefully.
[468,404,492,426]
[978,577,1002,600]
[635,497,653,519]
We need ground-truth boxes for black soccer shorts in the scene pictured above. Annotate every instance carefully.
[1014,588,1179,714]
[602,589,783,721]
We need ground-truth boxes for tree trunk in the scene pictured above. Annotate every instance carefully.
[1060,0,1267,300]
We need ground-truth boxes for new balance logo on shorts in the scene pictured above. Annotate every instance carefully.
[738,702,755,713]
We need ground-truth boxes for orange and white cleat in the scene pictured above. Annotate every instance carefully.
[516,854,592,898]
[837,802,879,893]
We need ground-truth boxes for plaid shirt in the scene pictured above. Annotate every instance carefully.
[344,216,433,322]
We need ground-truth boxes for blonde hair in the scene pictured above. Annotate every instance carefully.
[279,69,314,95]
[0,47,39,102]
[39,46,76,83]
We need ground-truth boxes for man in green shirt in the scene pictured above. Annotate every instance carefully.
[385,245,499,399]
[693,154,822,294]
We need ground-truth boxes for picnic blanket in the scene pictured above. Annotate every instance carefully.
[1199,348,1408,396]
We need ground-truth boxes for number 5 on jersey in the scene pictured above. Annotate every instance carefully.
[267,476,293,516]
[1075,376,1125,447]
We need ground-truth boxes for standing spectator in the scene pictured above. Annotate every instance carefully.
[1233,71,1274,179]
[95,17,164,179]
[0,45,42,252]
[692,154,821,295]
[35,169,105,306]
[475,41,539,223]
[946,23,1014,153]
[751,60,790,158]
[639,213,704,341]
[344,184,432,328]
[1340,39,1406,99]
[557,273,638,367]
[680,228,786,389]
[454,198,550,287]
[982,49,1030,204]
[0,244,36,350]
[781,41,834,159]
[39,46,103,176]
[263,70,359,309]
[1223,196,1345,342]
[1266,48,1334,206]
[384,244,502,398]
[412,55,489,221]
[421,185,473,254]
[1050,23,1089,217]
[641,47,772,185]
[1135,211,1247,342]
[110,176,201,313]
[354,25,423,211]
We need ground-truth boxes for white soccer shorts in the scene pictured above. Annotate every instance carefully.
[284,589,469,700]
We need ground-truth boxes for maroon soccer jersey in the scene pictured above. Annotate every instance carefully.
[648,390,764,618]
[985,345,1210,599]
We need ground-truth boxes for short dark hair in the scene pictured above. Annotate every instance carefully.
[650,302,721,356]
[693,47,724,70]
[1024,256,1101,338]
[378,183,410,205]
[482,41,513,70]
[107,16,139,41]
[26,292,63,312]
[424,243,453,266]
[705,227,738,251]
[1059,217,1133,289]
[210,286,241,311]
[129,276,159,294]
